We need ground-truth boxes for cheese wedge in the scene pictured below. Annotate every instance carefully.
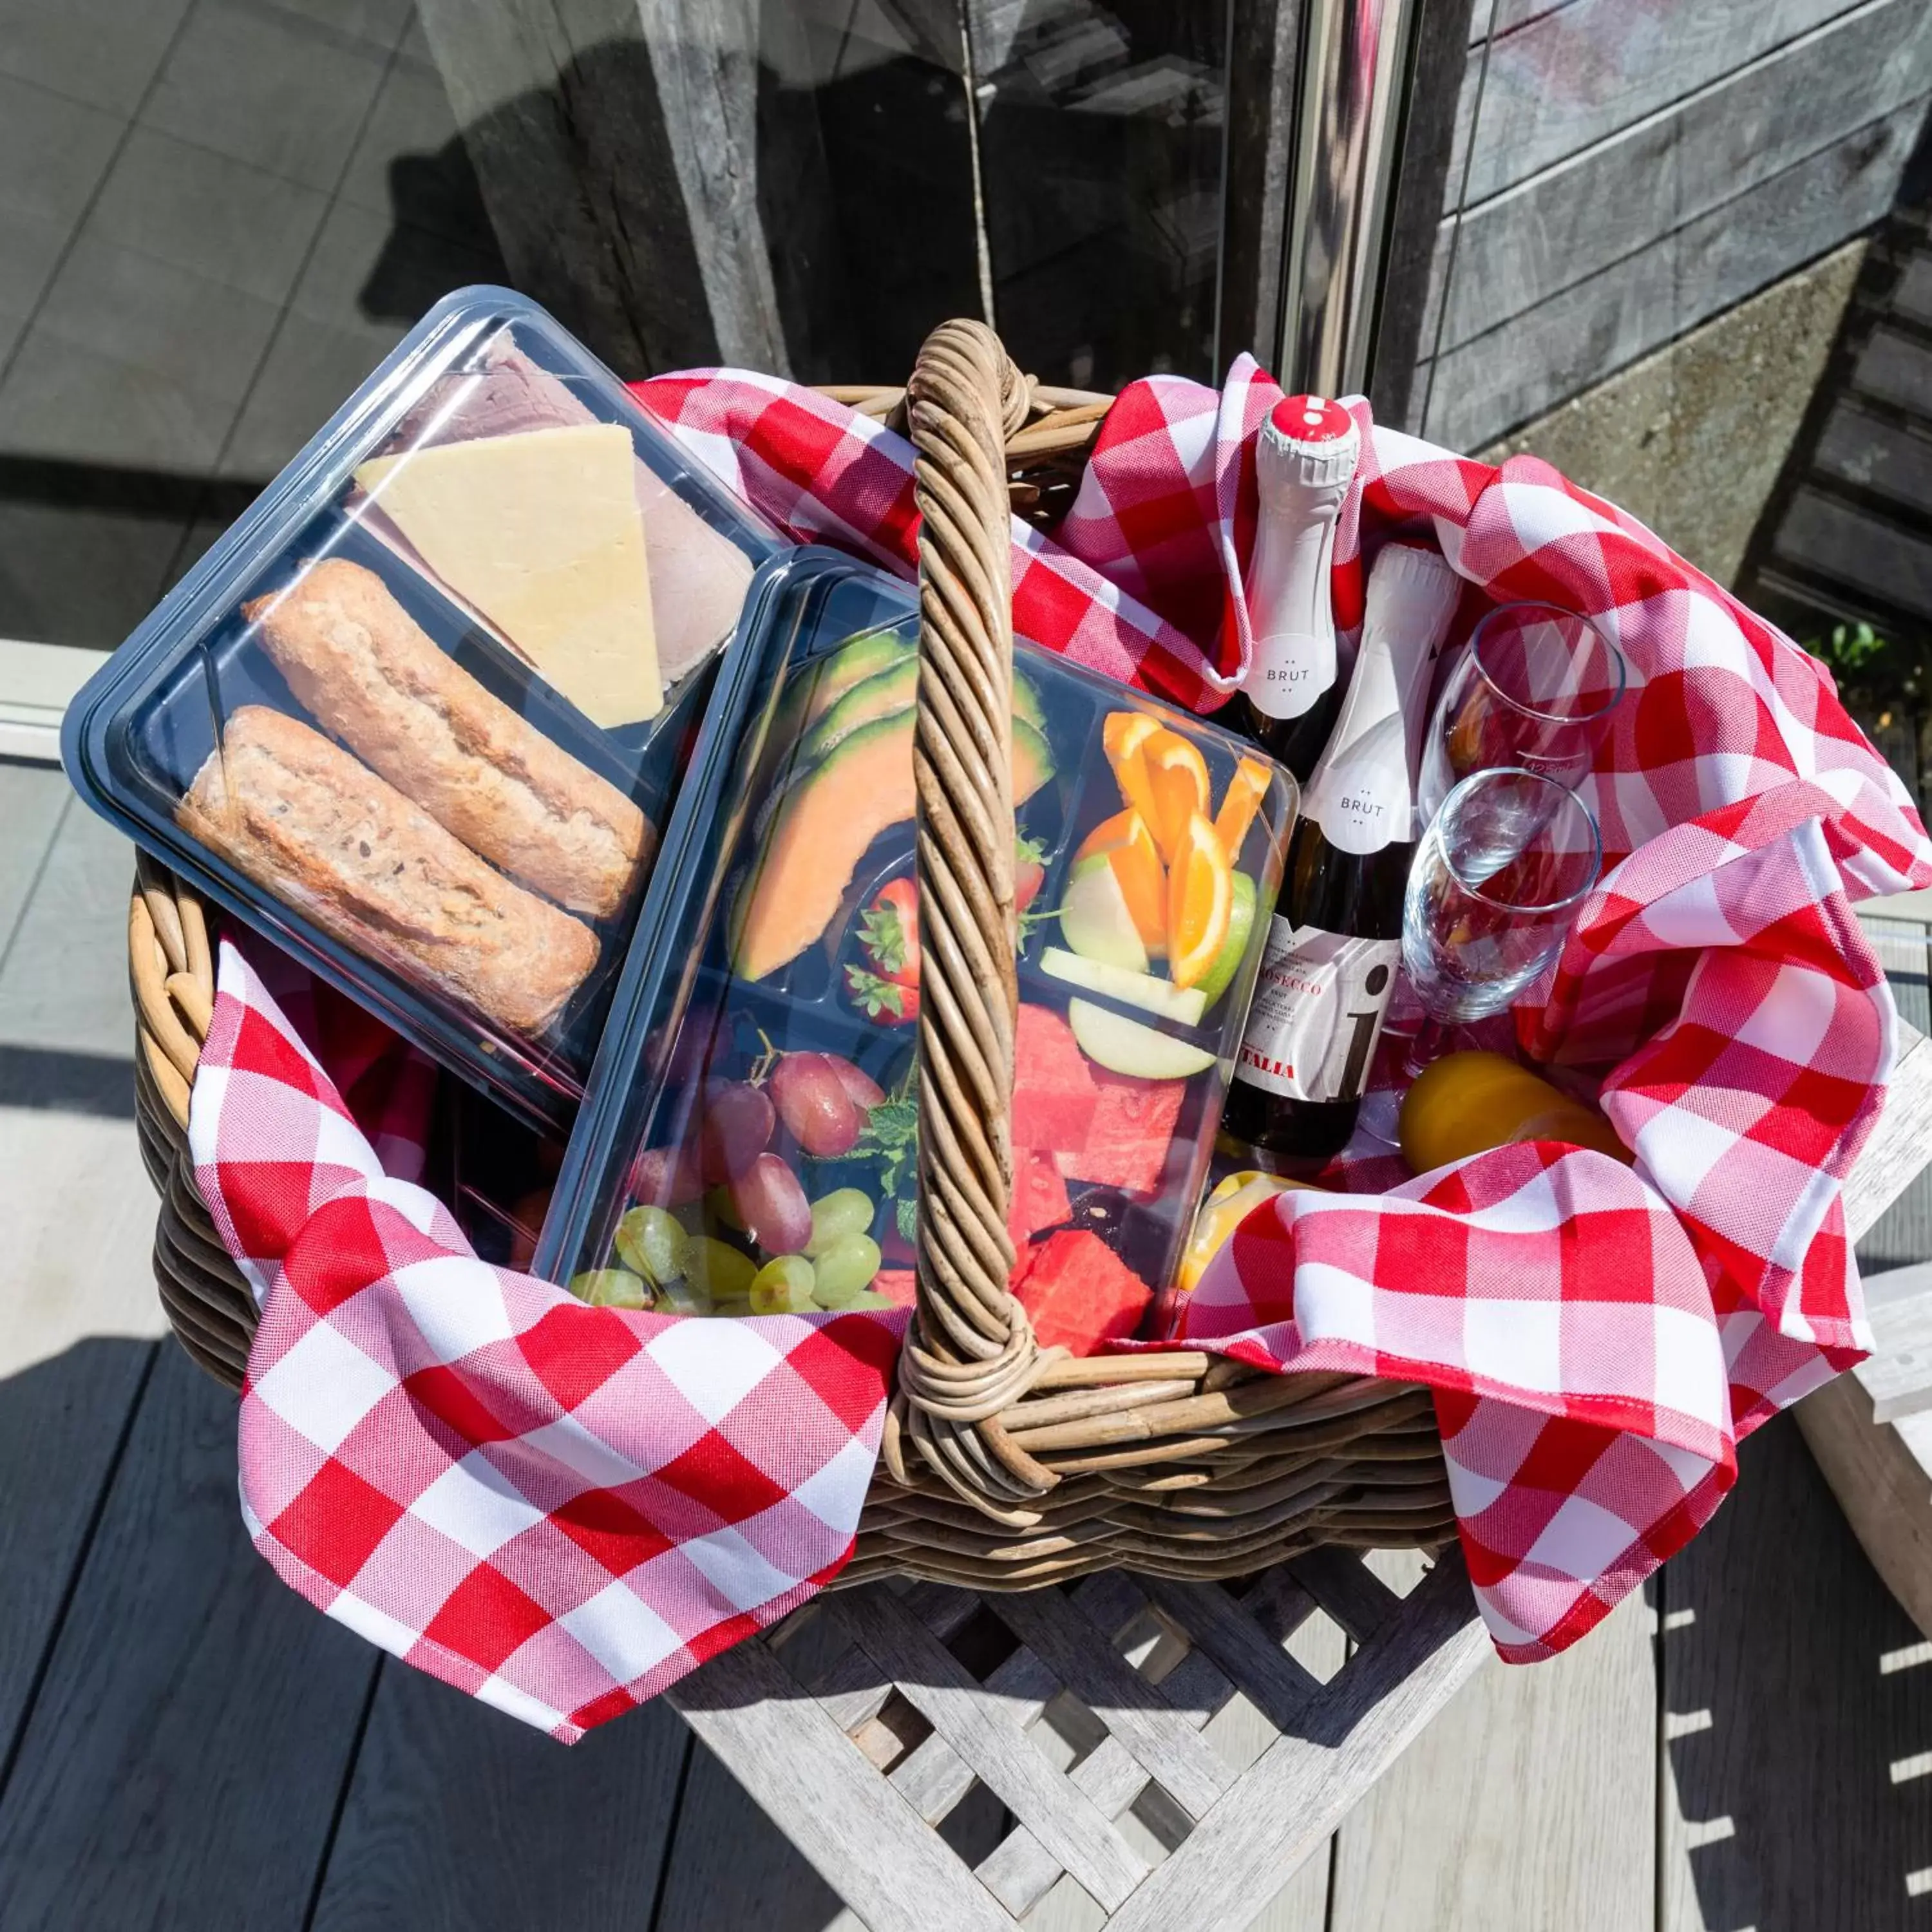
[355,423,661,727]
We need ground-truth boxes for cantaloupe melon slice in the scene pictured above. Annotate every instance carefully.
[771,627,913,745]
[801,656,919,761]
[734,710,1054,981]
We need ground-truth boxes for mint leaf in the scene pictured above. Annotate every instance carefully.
[850,1065,920,1236]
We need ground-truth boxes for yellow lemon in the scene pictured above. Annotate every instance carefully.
[1398,1050,1628,1173]
[1508,1103,1631,1164]
[1179,1171,1317,1294]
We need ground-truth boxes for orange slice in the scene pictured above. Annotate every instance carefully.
[1103,711,1160,766]
[1213,755,1273,858]
[1141,729,1211,863]
[1167,810,1233,990]
[1074,807,1167,954]
[1105,719,1165,833]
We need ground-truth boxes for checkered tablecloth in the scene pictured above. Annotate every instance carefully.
[188,356,1932,1738]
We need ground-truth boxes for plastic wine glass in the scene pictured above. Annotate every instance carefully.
[1356,768,1601,1143]
[1417,601,1627,822]
[1399,765,1602,1079]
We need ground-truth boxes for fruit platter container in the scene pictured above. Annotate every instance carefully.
[535,545,1298,1340]
[64,287,781,1132]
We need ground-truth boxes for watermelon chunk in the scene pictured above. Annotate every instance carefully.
[1012,1230,1151,1356]
[1011,1004,1098,1155]
[1056,1069,1186,1198]
[1008,1148,1072,1258]
[871,1269,916,1309]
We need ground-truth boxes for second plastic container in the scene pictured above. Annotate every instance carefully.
[537,552,1298,1346]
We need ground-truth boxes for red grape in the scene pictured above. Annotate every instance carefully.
[629,1142,701,1207]
[729,1153,812,1255]
[769,1052,863,1157]
[823,1054,885,1113]
[698,1080,775,1182]
[649,1009,728,1090]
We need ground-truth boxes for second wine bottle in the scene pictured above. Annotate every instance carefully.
[1221,542,1463,1168]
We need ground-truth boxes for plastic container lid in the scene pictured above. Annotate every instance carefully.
[537,550,1299,1330]
[63,287,783,1131]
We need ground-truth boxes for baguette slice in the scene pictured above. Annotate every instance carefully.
[244,556,651,920]
[179,705,598,1037]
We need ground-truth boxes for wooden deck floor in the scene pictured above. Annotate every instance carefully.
[5,766,1932,1929]
[7,1343,1931,1931]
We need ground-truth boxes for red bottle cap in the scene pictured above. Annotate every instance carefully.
[1270,395,1354,444]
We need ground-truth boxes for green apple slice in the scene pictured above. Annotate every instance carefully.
[1059,853,1149,973]
[1195,871,1257,1009]
[1039,945,1206,1023]
[1067,1000,1216,1079]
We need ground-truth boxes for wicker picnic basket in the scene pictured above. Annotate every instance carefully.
[128,320,1455,1591]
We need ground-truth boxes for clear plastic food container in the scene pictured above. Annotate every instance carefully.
[537,551,1298,1338]
[433,1080,568,1274]
[63,287,780,1130]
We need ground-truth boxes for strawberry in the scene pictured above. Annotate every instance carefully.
[1014,833,1047,916]
[846,965,920,1025]
[857,878,920,985]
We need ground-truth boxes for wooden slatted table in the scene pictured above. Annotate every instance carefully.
[1799,1261,1932,1642]
[667,1022,1932,1932]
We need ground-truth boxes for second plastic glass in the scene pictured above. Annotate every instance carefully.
[1418,601,1626,822]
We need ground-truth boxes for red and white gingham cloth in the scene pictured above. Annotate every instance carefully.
[191,357,1932,1739]
[197,940,905,1739]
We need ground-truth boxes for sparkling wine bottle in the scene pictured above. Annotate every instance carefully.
[1226,394,1360,782]
[1222,542,1463,1167]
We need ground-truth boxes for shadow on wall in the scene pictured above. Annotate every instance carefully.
[400,17,981,386]
[1655,1412,1932,1931]
[356,124,511,328]
[1739,99,1932,825]
[969,0,1226,391]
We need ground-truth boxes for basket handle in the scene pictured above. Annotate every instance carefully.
[890,319,1062,1515]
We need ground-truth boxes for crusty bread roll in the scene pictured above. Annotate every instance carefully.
[178,706,598,1037]
[243,556,651,920]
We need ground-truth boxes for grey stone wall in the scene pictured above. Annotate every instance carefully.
[1475,242,1868,588]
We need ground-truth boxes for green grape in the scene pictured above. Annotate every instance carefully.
[806,1188,875,1258]
[706,1184,748,1233]
[683,1235,757,1300]
[571,1268,650,1309]
[835,1288,898,1311]
[812,1233,882,1305]
[614,1205,688,1286]
[656,1278,712,1317]
[750,1254,817,1314]
[811,1272,864,1309]
[712,1295,753,1318]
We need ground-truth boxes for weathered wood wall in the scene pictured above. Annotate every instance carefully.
[413,0,1932,447]
[1752,210,1932,634]
[412,0,1481,396]
[414,0,982,381]
[1410,0,1932,448]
